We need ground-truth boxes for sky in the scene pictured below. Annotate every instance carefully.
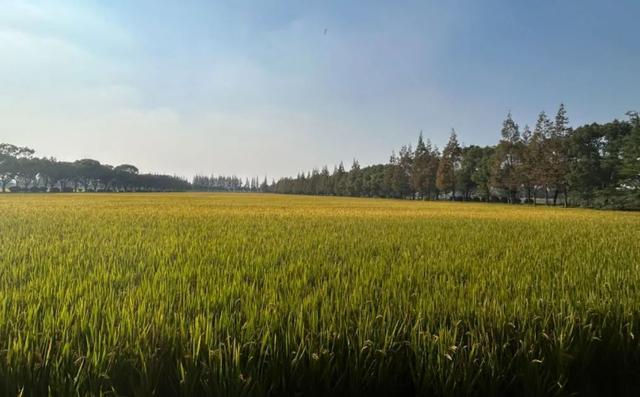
[1,0,638,179]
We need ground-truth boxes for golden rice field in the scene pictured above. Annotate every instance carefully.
[1,193,639,396]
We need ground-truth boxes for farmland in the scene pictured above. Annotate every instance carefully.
[0,193,639,396]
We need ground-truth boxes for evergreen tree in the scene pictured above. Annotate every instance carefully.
[389,150,410,198]
[319,166,331,195]
[519,125,535,202]
[457,145,486,200]
[348,159,362,196]
[334,162,347,196]
[381,152,397,198]
[398,145,414,198]
[566,123,605,206]
[491,112,522,203]
[436,129,461,198]
[554,103,570,137]
[621,111,640,199]
[532,111,553,204]
[470,146,495,201]
[548,103,572,206]
[426,142,440,200]
[411,132,430,199]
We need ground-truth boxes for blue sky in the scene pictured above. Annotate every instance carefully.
[1,0,638,178]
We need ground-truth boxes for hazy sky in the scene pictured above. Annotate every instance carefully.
[1,0,638,178]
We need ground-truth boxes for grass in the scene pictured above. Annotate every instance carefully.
[0,193,639,396]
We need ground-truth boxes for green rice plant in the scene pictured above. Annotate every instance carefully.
[0,193,638,396]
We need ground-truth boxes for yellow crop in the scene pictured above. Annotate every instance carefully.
[0,193,638,396]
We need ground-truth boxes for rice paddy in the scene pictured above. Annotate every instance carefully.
[0,193,639,396]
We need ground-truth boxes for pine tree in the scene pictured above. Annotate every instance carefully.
[554,103,570,137]
[334,161,347,196]
[398,145,414,198]
[532,111,554,204]
[382,151,396,198]
[319,165,330,195]
[501,112,520,142]
[348,159,362,196]
[519,125,534,202]
[436,129,461,198]
[411,132,430,199]
[388,150,410,199]
[549,103,572,206]
[426,141,440,199]
[621,111,640,193]
[491,112,522,203]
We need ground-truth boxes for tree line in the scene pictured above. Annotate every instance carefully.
[272,105,640,210]
[192,175,268,192]
[2,104,639,209]
[0,146,190,193]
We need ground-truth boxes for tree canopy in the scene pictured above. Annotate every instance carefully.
[0,152,189,193]
[272,106,640,210]
[2,105,639,209]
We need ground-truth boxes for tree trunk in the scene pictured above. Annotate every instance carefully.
[545,188,549,205]
[553,190,558,206]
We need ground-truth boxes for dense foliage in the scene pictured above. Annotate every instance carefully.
[2,105,639,209]
[273,106,640,210]
[192,175,267,192]
[0,193,639,396]
[0,146,189,193]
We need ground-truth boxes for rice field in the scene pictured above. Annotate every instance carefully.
[0,193,639,396]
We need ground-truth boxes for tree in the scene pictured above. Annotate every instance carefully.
[74,159,104,191]
[425,142,440,200]
[333,162,347,196]
[0,144,35,192]
[15,157,40,191]
[114,164,139,192]
[264,106,635,208]
[348,159,362,196]
[0,143,190,193]
[546,104,572,206]
[470,146,495,201]
[566,123,605,206]
[457,145,486,200]
[96,164,115,191]
[530,112,553,204]
[381,153,396,198]
[554,103,570,137]
[398,145,414,198]
[47,161,76,192]
[318,166,331,195]
[361,164,384,197]
[621,111,640,206]
[436,129,461,198]
[0,155,17,193]
[387,150,409,199]
[411,132,430,199]
[519,125,535,202]
[491,113,522,203]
